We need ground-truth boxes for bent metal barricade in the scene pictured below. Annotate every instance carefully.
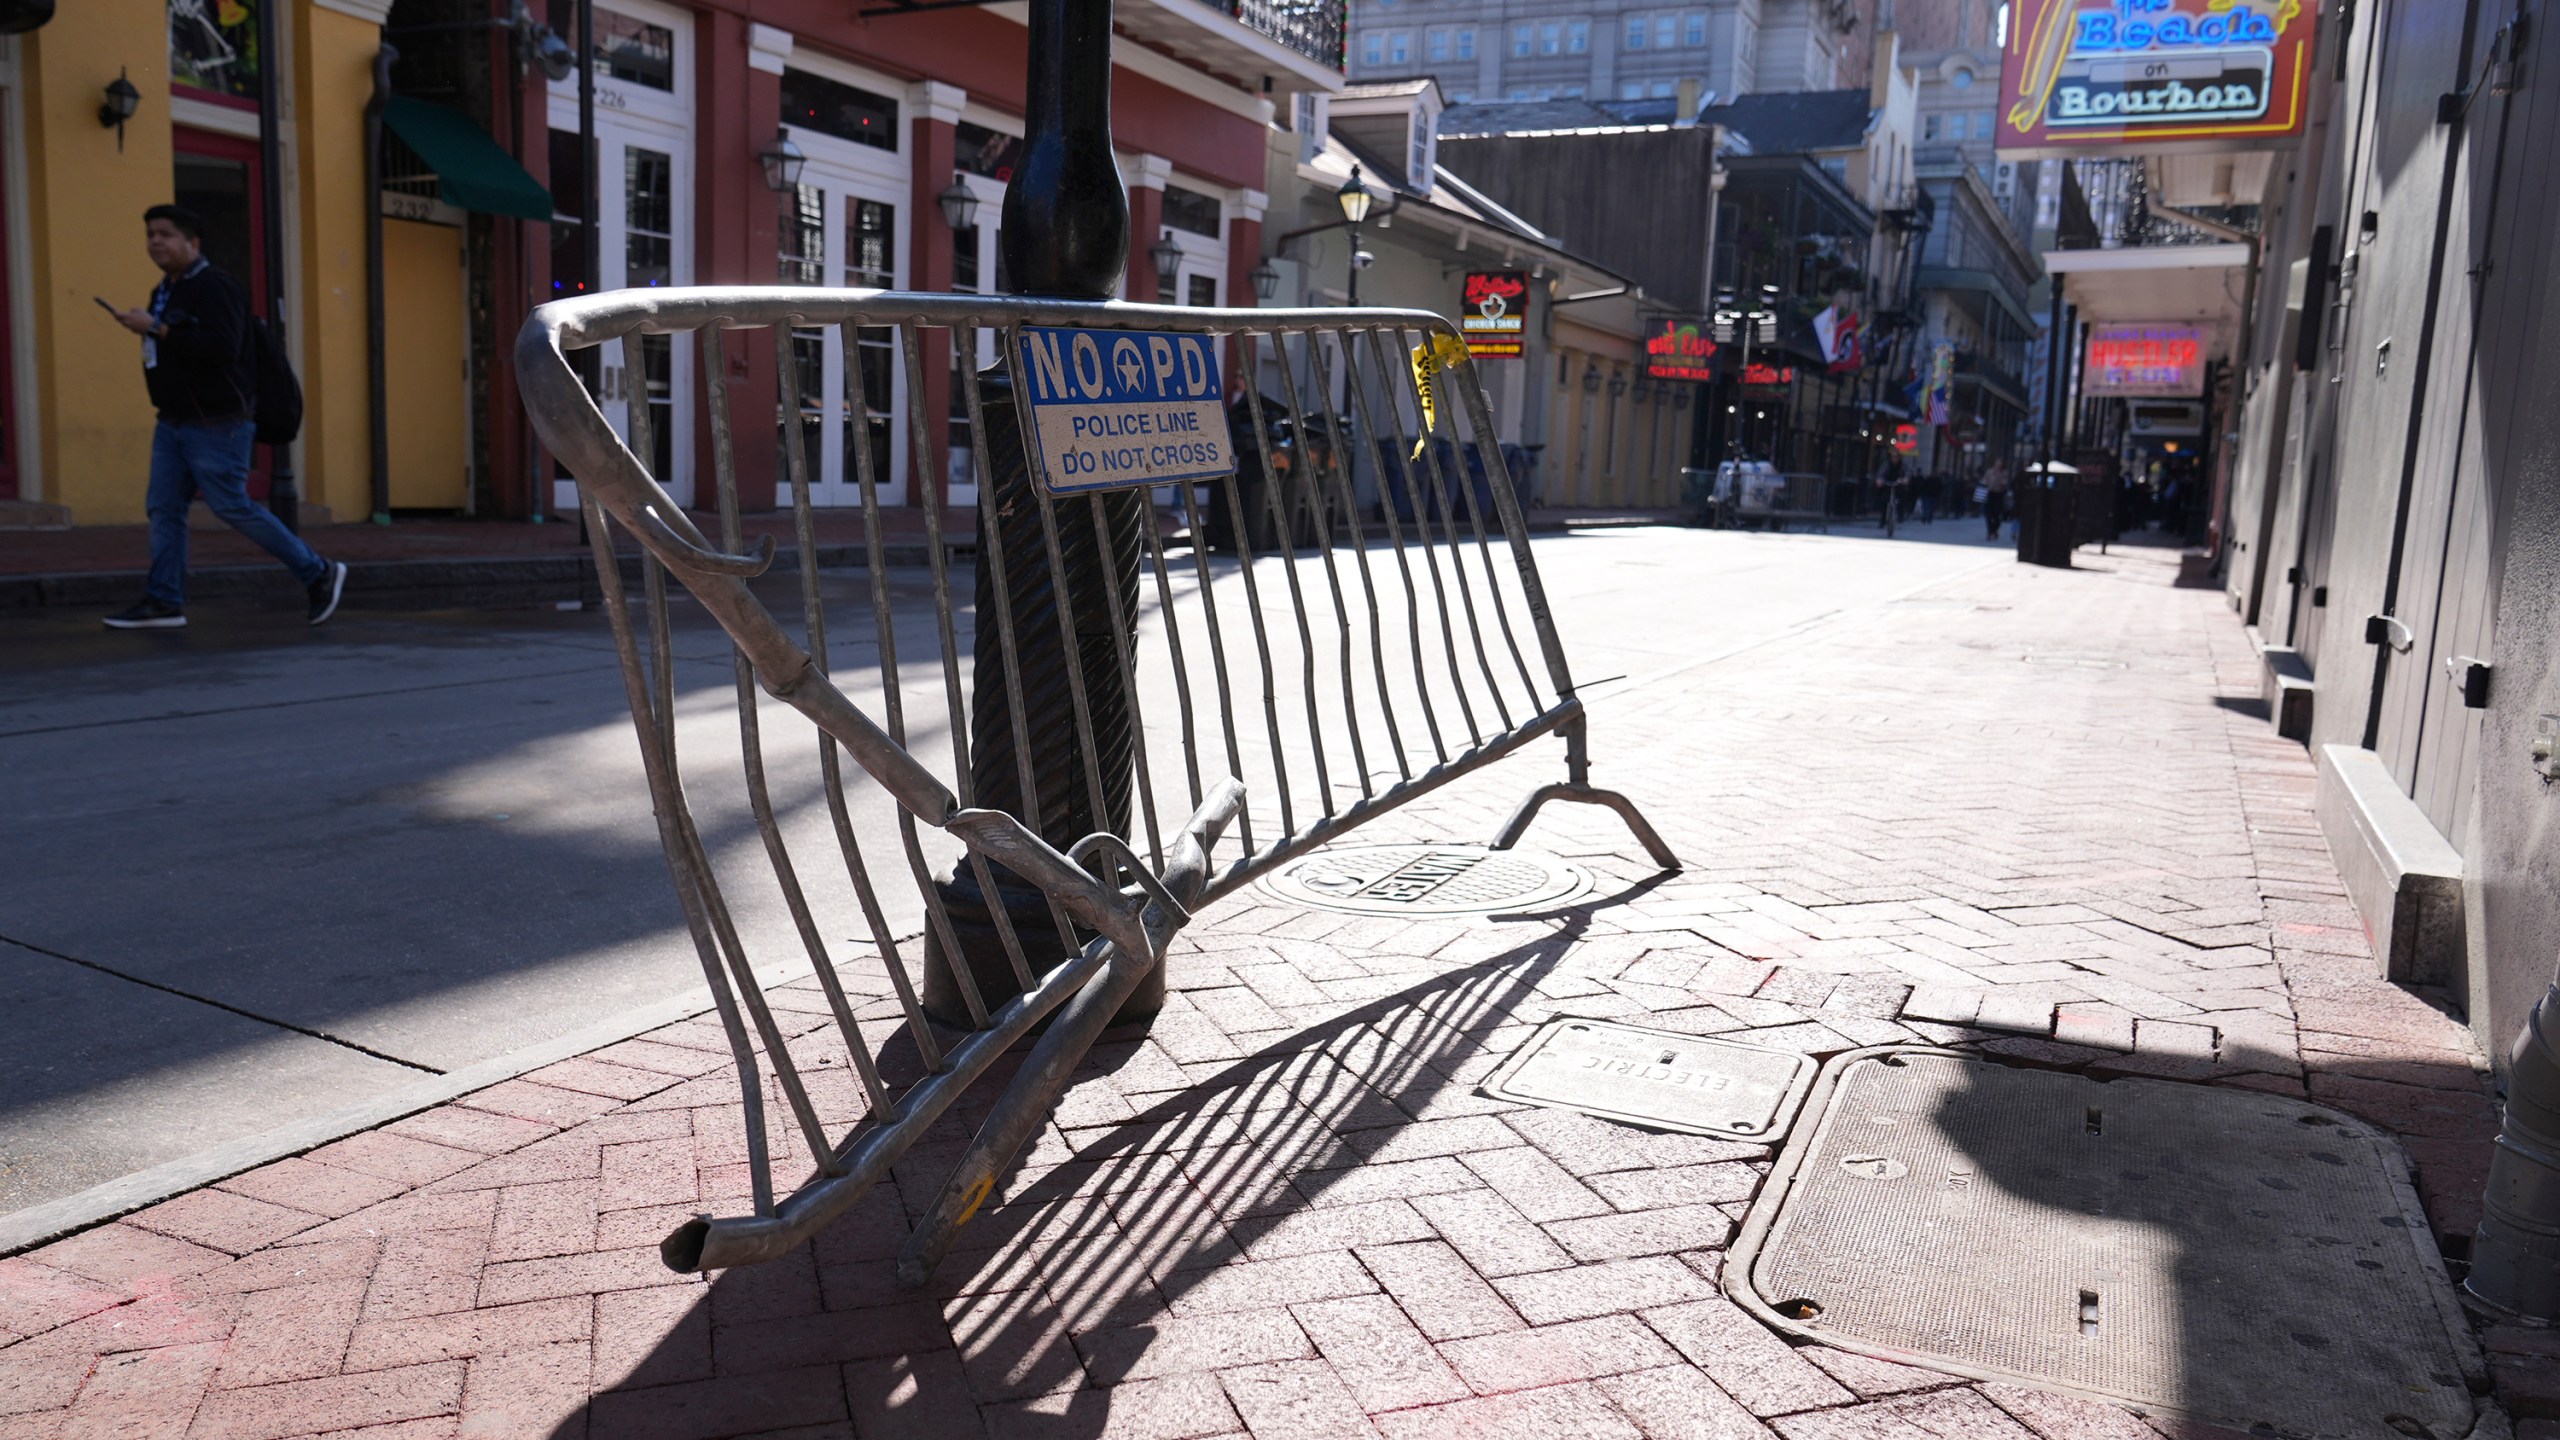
[1020,325,1236,493]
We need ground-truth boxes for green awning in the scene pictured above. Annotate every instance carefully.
[382,96,553,223]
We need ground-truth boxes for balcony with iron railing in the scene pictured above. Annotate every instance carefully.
[1114,0,1345,92]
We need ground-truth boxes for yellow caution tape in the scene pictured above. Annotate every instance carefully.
[1408,333,1473,459]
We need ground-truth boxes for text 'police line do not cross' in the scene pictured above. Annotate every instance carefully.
[1020,326,1237,494]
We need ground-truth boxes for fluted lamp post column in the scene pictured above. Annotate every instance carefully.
[922,0,1151,1026]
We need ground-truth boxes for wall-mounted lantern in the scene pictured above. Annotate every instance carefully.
[100,69,140,152]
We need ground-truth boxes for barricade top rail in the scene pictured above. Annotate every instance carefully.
[516,284,1672,1281]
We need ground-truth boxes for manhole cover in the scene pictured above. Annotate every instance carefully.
[1729,1048,2481,1439]
[1257,843,1588,916]
[1478,1018,1814,1140]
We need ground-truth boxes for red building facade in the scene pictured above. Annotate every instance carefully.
[473,0,1338,518]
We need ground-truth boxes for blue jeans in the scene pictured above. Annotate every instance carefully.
[146,419,324,605]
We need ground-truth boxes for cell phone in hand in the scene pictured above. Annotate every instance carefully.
[95,297,121,316]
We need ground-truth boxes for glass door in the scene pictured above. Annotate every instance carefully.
[777,152,906,507]
[944,170,1005,508]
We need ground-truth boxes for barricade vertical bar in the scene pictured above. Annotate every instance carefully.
[1236,337,1347,812]
[1173,479,1255,853]
[1436,341,1546,713]
[628,339,840,1176]
[1233,338,1361,809]
[1138,488,1206,812]
[1084,493,1166,868]
[1258,334,1374,803]
[1354,326,1481,745]
[730,326,890,1115]
[1448,344,1578,703]
[1028,473,1115,843]
[959,337,1085,961]
[868,325,993,1027]
[900,325,1039,995]
[1205,349,1300,836]
[1274,330,1410,784]
[1307,327,1446,764]
[1381,325,1513,733]
[580,491,778,1216]
[792,323,944,1075]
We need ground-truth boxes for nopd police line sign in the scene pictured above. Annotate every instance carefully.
[1019,326,1236,494]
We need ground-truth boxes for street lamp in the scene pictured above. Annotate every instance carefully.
[1248,256,1280,301]
[1337,166,1373,305]
[757,128,807,193]
[99,68,140,151]
[1149,229,1184,300]
[938,176,980,232]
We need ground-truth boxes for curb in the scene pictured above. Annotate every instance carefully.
[0,947,841,1259]
[0,542,964,617]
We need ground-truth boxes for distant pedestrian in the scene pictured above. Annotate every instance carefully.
[101,204,344,630]
[1980,460,2010,541]
[1914,469,1939,524]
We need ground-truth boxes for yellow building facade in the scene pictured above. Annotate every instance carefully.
[3,0,412,526]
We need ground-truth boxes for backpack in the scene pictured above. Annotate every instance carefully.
[248,314,303,446]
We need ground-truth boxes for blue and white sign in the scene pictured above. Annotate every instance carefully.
[1018,326,1235,494]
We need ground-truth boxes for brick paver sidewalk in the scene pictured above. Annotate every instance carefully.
[0,542,2515,1439]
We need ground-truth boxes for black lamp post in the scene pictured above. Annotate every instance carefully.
[925,0,1149,1025]
[1336,166,1373,306]
[1249,257,1280,301]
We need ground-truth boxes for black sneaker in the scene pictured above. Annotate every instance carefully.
[103,597,186,630]
[307,561,348,627]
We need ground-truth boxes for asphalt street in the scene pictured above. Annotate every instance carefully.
[0,516,2002,1219]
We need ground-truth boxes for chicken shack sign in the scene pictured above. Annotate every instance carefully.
[1461,271,1529,359]
[1998,0,2318,157]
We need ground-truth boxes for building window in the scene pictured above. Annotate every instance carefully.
[1188,275,1217,307]
[1649,79,1672,97]
[1923,112,1942,141]
[1654,15,1675,47]
[170,0,260,99]
[1560,85,1585,97]
[1539,22,1561,53]
[1567,19,1588,52]
[1455,28,1474,58]
[1947,113,1967,140]
[1428,28,1448,60]
[1162,184,1222,238]
[1363,31,1384,64]
[1389,30,1409,62]
[1450,89,1473,102]
[782,68,898,151]
[1512,24,1531,56]
[1684,10,1706,45]
[1620,80,1643,99]
[1625,15,1646,48]
[778,183,824,285]
[1982,109,1999,137]
[956,121,1021,181]
[1409,114,1434,186]
[585,8,675,91]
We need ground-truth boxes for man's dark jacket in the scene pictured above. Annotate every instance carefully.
[145,260,252,425]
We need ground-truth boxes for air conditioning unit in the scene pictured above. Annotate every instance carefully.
[1993,163,2016,199]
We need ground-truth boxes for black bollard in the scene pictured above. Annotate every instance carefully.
[922,0,1157,1026]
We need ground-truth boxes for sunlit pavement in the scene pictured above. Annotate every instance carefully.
[0,525,2511,1439]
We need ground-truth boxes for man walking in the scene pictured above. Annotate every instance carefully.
[101,204,344,630]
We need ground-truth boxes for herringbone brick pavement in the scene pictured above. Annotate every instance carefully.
[0,543,2510,1439]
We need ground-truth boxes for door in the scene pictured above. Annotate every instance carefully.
[171,127,270,499]
[944,169,1004,508]
[780,168,906,507]
[548,0,692,509]
[383,218,470,509]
